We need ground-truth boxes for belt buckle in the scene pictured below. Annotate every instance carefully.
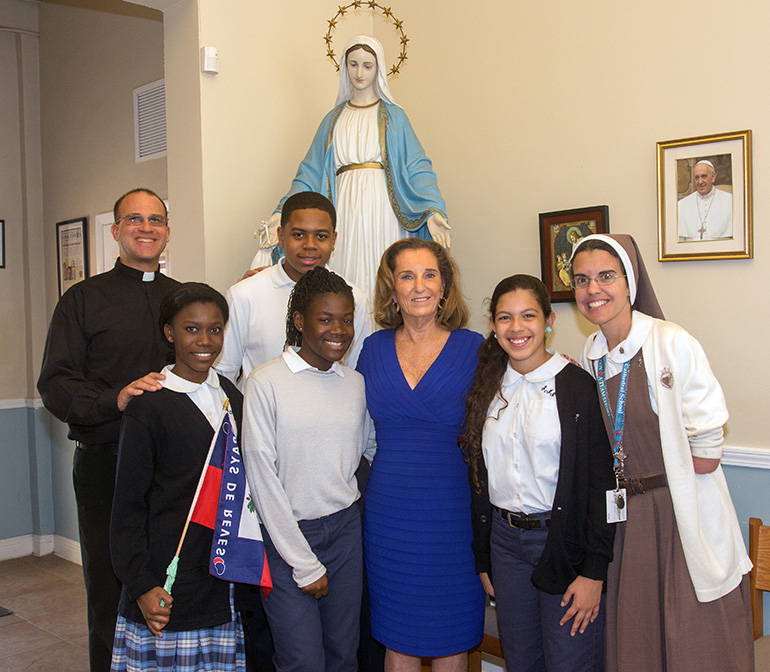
[620,476,643,496]
[504,511,521,528]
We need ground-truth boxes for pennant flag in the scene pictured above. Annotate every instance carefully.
[189,414,228,529]
[208,411,272,591]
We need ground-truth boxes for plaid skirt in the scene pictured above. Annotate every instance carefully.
[110,587,245,671]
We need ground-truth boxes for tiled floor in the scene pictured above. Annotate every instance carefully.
[0,554,89,671]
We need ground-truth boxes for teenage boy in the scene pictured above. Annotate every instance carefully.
[216,192,372,386]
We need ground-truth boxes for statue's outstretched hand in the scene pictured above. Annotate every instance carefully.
[256,213,281,249]
[427,213,451,249]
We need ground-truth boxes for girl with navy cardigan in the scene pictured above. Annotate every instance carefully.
[460,275,615,672]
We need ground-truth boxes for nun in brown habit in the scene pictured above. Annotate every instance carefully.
[569,233,754,672]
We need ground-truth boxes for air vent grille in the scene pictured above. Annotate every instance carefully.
[134,79,166,162]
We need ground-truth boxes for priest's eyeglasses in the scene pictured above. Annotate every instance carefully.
[116,214,168,228]
[569,271,626,290]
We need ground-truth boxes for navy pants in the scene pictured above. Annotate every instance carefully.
[261,504,362,672]
[491,513,605,672]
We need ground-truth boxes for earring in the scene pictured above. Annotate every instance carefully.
[392,301,400,313]
[546,326,552,333]
[438,297,447,310]
[493,333,498,340]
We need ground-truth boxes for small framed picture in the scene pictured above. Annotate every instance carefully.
[0,220,5,269]
[539,205,610,302]
[57,217,89,296]
[657,130,752,261]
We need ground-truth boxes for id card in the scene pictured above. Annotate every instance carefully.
[606,488,627,523]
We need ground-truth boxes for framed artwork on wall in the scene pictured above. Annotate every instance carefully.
[0,220,5,268]
[657,130,752,261]
[539,205,610,303]
[57,217,89,296]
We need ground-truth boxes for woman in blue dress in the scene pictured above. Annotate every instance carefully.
[356,238,485,671]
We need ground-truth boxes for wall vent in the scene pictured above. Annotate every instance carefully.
[134,79,166,162]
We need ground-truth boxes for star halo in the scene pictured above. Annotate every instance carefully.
[324,2,409,77]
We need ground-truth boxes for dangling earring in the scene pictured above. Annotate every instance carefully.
[393,301,400,313]
[546,326,552,333]
[437,297,447,313]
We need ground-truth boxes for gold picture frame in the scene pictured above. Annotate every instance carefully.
[657,129,752,261]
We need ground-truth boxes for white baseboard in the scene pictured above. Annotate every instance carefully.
[0,534,81,564]
[0,534,34,560]
[33,534,54,556]
[53,535,82,565]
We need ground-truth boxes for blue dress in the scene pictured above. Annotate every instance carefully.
[357,328,485,657]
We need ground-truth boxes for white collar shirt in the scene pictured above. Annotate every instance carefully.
[281,347,346,378]
[161,365,228,430]
[482,353,568,514]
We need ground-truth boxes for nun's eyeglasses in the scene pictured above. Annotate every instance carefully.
[569,272,626,290]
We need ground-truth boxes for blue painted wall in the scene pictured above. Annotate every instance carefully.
[0,407,35,540]
[42,409,79,543]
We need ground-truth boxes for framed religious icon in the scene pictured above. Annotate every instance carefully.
[539,205,609,303]
[657,130,752,261]
[57,217,89,296]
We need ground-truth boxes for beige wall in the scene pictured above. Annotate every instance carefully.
[39,1,166,317]
[0,0,44,399]
[163,0,769,449]
[164,0,348,289]
[397,0,770,449]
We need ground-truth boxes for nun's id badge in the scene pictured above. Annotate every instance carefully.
[606,488,627,523]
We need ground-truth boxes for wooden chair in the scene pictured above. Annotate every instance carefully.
[750,517,770,670]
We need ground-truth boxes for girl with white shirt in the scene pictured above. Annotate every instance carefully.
[461,274,614,672]
[570,234,753,672]
[110,283,247,672]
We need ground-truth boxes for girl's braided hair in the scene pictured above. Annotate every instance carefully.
[285,267,355,347]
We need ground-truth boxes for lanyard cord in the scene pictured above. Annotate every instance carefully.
[597,356,630,480]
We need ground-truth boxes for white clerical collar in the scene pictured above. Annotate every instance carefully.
[501,350,568,387]
[142,271,155,282]
[282,347,345,377]
[585,311,654,364]
[160,365,222,393]
[697,187,716,201]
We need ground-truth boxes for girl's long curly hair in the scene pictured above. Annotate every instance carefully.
[459,275,552,494]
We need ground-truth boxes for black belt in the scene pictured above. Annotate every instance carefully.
[619,473,667,496]
[76,442,119,455]
[496,507,551,530]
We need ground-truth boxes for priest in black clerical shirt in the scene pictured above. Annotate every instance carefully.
[38,188,178,672]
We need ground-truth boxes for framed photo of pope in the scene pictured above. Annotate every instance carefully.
[657,130,752,261]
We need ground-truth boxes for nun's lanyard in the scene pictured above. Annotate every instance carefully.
[597,355,630,478]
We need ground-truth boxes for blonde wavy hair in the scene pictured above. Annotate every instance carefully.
[373,238,470,331]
